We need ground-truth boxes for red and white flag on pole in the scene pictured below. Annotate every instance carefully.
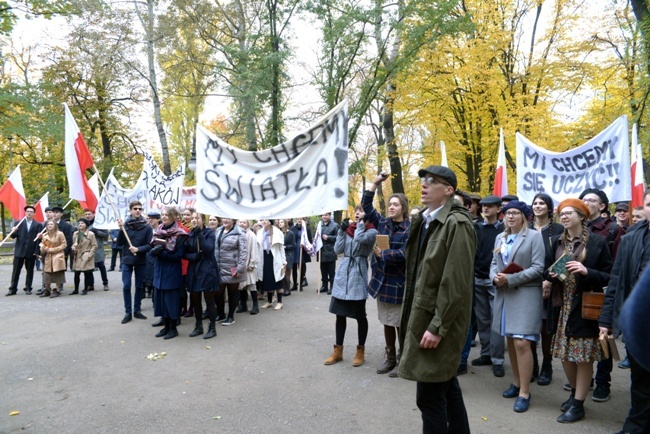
[440,141,448,167]
[64,103,98,211]
[0,165,27,220]
[493,128,508,197]
[33,192,49,223]
[631,123,646,208]
[78,172,100,212]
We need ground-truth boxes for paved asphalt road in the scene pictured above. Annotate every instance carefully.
[0,262,631,433]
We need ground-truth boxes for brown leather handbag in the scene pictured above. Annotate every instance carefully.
[582,291,604,321]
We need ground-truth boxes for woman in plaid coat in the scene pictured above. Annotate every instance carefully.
[361,172,410,377]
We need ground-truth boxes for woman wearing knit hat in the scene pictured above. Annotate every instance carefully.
[71,218,97,295]
[547,198,613,423]
[490,200,544,413]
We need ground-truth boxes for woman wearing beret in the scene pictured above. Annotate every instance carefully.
[151,207,188,340]
[70,218,98,295]
[490,200,545,413]
[324,206,377,367]
[547,198,612,423]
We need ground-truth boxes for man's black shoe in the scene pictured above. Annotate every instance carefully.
[121,314,132,324]
[319,287,328,293]
[492,364,505,377]
[151,318,165,327]
[134,312,147,320]
[5,289,17,296]
[456,364,468,376]
[471,355,493,366]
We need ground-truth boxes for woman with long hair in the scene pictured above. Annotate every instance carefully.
[70,218,97,295]
[214,218,247,325]
[39,220,67,298]
[185,212,219,339]
[290,217,312,290]
[151,207,188,340]
[548,198,612,423]
[529,193,564,385]
[257,219,287,309]
[324,206,377,367]
[361,173,410,377]
[490,200,545,413]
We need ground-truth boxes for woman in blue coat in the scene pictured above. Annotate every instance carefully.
[151,207,188,340]
[185,212,219,339]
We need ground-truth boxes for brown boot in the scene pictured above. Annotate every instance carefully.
[376,346,397,374]
[50,289,60,298]
[39,289,51,298]
[324,345,343,365]
[352,345,365,367]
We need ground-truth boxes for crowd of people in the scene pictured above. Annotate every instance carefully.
[5,164,650,433]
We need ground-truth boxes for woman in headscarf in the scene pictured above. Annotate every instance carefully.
[38,220,67,298]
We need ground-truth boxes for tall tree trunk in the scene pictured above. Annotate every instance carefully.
[267,0,282,148]
[138,0,171,174]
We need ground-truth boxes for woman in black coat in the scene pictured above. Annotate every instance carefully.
[185,212,219,339]
[277,219,295,296]
[547,198,612,424]
[290,217,312,290]
[151,207,188,340]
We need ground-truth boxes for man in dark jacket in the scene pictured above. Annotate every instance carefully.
[7,205,42,295]
[319,213,339,294]
[85,209,110,291]
[52,205,74,270]
[471,195,505,377]
[117,201,153,324]
[579,188,626,402]
[399,165,475,434]
[599,189,650,433]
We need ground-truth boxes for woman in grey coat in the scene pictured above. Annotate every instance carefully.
[324,205,377,368]
[214,219,247,326]
[490,201,544,413]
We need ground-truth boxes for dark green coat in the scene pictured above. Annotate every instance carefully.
[398,199,476,383]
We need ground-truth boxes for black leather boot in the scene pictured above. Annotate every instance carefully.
[236,291,248,313]
[204,321,216,339]
[155,319,170,337]
[557,399,585,423]
[164,323,179,339]
[561,389,575,412]
[537,360,553,386]
[189,320,204,337]
[250,291,259,315]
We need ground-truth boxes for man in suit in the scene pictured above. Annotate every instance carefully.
[7,205,42,295]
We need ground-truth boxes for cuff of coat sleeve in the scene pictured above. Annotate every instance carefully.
[428,316,444,337]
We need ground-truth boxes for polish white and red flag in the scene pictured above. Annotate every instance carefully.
[631,123,646,208]
[64,103,98,211]
[0,165,27,220]
[493,128,508,197]
[33,192,49,223]
[79,172,100,212]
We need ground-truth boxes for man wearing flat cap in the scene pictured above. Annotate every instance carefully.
[470,195,506,377]
[6,205,42,296]
[51,205,74,273]
[399,165,476,433]
[614,202,630,229]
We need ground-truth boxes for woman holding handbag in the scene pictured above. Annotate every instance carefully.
[490,200,545,413]
[547,198,612,423]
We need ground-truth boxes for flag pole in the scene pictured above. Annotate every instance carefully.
[92,164,134,249]
[0,217,26,247]
[33,198,75,241]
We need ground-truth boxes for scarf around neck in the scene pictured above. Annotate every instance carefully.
[346,220,375,238]
[154,222,186,252]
